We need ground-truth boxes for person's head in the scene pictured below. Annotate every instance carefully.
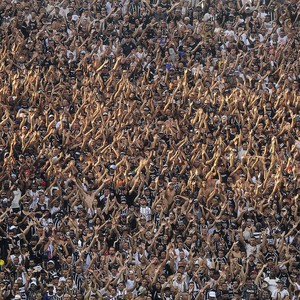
[159,274,167,283]
[56,285,64,295]
[249,294,256,300]
[155,281,162,290]
[75,265,82,274]
[139,197,147,206]
[66,278,73,288]
[61,268,69,278]
[211,270,220,281]
[250,269,257,279]
[47,284,55,294]
[269,269,277,278]
[22,201,30,210]
[277,280,284,289]
[141,278,148,287]
[47,260,55,269]
[249,237,256,245]
[118,281,125,291]
[176,272,183,281]
[152,256,159,265]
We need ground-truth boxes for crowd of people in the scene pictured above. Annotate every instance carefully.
[0,0,299,299]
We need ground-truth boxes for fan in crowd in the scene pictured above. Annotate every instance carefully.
[0,0,299,299]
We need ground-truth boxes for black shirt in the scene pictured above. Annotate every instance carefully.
[122,42,136,56]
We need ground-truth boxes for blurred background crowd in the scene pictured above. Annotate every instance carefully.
[0,0,299,299]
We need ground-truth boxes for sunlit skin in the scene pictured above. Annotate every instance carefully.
[0,0,298,299]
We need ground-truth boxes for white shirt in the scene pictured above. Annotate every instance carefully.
[28,189,39,205]
[294,282,300,290]
[41,218,53,227]
[140,206,151,221]
[133,250,148,265]
[278,35,288,45]
[203,13,213,22]
[10,254,23,265]
[264,277,280,294]
[241,33,250,45]
[106,1,113,14]
[125,278,135,290]
[11,188,21,209]
[242,0,253,5]
[264,21,273,33]
[117,288,127,296]
[59,7,70,18]
[258,33,266,43]
[172,279,187,292]
[246,243,261,258]
[271,288,289,299]
[174,248,189,259]
[258,11,267,20]
[238,147,247,160]
[50,206,60,215]
[224,29,236,38]
[46,4,55,13]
